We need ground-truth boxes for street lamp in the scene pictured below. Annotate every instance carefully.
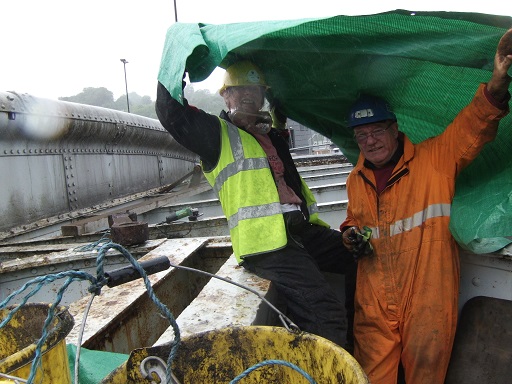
[120,59,130,113]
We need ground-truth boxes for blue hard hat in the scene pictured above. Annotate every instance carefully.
[347,94,397,128]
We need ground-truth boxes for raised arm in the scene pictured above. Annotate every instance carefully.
[155,81,221,168]
[486,28,512,103]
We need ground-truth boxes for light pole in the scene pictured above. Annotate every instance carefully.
[120,59,130,113]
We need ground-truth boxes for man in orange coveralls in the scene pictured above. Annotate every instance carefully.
[340,28,512,383]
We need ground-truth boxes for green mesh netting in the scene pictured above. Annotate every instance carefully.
[158,10,512,254]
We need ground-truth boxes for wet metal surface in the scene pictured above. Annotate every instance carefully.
[0,91,198,233]
[66,237,231,354]
[155,255,274,345]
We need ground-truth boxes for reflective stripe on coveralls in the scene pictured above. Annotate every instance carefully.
[369,203,451,239]
[203,118,327,262]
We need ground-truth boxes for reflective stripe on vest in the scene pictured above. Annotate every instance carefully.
[370,203,451,239]
[228,202,282,230]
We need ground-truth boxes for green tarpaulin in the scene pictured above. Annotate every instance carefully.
[67,344,128,384]
[158,10,512,254]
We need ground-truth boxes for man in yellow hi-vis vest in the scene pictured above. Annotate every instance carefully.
[156,61,356,350]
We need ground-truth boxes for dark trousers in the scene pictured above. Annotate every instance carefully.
[241,210,356,350]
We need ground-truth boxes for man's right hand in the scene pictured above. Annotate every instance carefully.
[342,226,360,253]
[487,28,512,103]
[342,226,373,260]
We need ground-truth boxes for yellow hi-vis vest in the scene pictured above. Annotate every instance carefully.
[203,118,329,263]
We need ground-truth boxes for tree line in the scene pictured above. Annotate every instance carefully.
[59,85,225,119]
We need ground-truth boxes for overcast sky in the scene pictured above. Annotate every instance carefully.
[2,1,511,102]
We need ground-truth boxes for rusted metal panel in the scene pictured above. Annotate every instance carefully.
[107,213,149,246]
[155,255,272,345]
[65,237,229,353]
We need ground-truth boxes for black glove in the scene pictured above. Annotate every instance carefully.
[343,226,373,261]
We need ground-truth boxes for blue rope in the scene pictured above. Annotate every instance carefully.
[0,271,98,314]
[0,240,181,384]
[230,359,317,383]
[0,271,98,383]
[94,241,181,383]
[73,232,111,253]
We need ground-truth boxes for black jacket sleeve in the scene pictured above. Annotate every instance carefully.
[155,81,221,169]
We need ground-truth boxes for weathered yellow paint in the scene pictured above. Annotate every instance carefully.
[102,326,369,383]
[0,303,74,384]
